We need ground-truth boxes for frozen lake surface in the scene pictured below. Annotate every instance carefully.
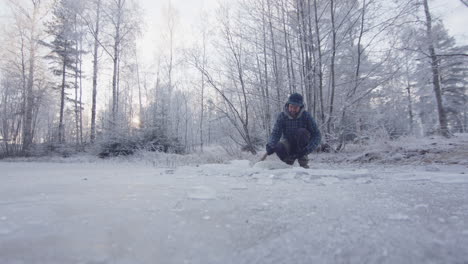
[1,160,467,264]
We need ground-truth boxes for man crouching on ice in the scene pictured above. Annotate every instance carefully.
[265,93,321,168]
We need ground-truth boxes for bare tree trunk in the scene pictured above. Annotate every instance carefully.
[208,107,212,144]
[327,0,337,136]
[19,35,27,153]
[267,0,281,113]
[262,0,271,136]
[74,58,79,145]
[307,0,317,116]
[423,0,449,137]
[79,34,83,145]
[184,94,188,151]
[2,84,11,156]
[112,48,119,127]
[297,0,314,112]
[200,26,207,152]
[287,35,297,93]
[233,45,256,154]
[111,0,123,128]
[135,50,144,128]
[305,0,315,114]
[22,0,40,154]
[200,58,205,152]
[255,48,267,131]
[464,91,468,132]
[313,0,325,124]
[90,0,101,142]
[348,0,366,98]
[406,83,414,134]
[337,0,366,150]
[281,0,293,93]
[296,0,306,96]
[405,58,414,134]
[58,44,68,144]
[74,14,80,146]
[161,3,176,135]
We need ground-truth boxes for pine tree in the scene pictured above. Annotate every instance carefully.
[41,0,81,143]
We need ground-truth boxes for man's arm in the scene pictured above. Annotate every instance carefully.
[305,114,321,153]
[266,113,283,154]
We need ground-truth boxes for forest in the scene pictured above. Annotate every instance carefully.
[0,0,467,158]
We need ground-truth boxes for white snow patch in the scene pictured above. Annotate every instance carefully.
[0,228,12,235]
[253,160,292,170]
[317,177,341,185]
[187,186,217,200]
[278,171,306,181]
[229,160,251,168]
[355,177,373,184]
[307,168,370,177]
[1,140,468,264]
[0,222,17,235]
[425,166,441,172]
[388,213,410,221]
[394,172,468,184]
[257,175,275,185]
[229,183,248,190]
[413,204,429,210]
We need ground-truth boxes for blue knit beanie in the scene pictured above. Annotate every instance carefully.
[287,93,304,107]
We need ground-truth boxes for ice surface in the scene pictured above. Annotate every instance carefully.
[187,186,217,200]
[0,160,467,264]
[388,213,410,221]
[393,171,468,183]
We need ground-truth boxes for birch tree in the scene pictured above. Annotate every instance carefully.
[101,0,140,131]
[83,0,102,143]
[5,0,45,153]
[422,0,449,137]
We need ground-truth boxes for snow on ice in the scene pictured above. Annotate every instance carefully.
[0,136,467,263]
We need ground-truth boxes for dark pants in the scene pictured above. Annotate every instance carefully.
[273,128,310,167]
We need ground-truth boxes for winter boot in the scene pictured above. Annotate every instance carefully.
[275,140,295,165]
[298,156,309,169]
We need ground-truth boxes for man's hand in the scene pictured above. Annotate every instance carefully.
[266,144,275,155]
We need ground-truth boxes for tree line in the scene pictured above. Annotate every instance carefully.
[0,0,466,157]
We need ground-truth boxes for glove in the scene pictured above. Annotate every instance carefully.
[266,144,275,155]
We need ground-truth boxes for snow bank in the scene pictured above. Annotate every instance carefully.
[315,133,468,166]
[2,133,467,168]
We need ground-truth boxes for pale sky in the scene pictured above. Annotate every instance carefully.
[134,0,467,65]
[136,0,468,41]
[430,0,468,45]
[136,0,218,64]
[0,0,466,104]
[0,0,465,119]
[0,0,466,55]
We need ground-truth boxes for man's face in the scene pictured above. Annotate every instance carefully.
[288,104,301,117]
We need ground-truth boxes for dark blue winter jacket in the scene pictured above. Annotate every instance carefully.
[267,104,321,154]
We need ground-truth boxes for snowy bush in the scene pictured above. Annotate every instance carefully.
[96,128,185,158]
[137,128,184,154]
[97,138,137,158]
[120,145,241,167]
